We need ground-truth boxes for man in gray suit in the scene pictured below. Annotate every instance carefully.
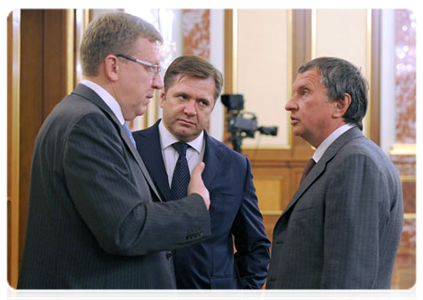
[18,12,211,289]
[266,57,403,289]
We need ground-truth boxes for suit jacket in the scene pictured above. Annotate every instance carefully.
[18,84,211,289]
[266,127,403,289]
[133,120,271,289]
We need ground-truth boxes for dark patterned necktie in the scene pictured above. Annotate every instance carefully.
[171,142,190,200]
[300,158,316,184]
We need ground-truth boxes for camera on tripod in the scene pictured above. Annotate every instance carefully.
[221,94,278,153]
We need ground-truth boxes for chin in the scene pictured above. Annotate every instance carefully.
[175,130,191,141]
[174,130,195,142]
[291,127,301,136]
[137,108,147,117]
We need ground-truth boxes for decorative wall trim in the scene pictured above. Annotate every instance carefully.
[369,10,382,145]
[8,9,21,289]
[224,9,237,94]
[366,9,373,140]
[74,9,90,86]
[390,144,416,155]
[311,9,316,59]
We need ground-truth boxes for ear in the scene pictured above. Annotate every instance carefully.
[333,93,351,118]
[104,55,120,82]
[159,90,166,108]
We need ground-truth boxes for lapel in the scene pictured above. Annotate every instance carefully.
[281,127,364,217]
[202,131,225,187]
[72,84,163,202]
[132,121,226,199]
[133,120,172,201]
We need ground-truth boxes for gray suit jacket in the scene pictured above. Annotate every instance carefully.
[18,84,211,289]
[266,127,403,289]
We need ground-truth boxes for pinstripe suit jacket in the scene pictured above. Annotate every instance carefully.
[266,127,403,289]
[18,84,211,289]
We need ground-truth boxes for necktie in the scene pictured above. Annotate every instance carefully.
[300,158,316,184]
[171,142,190,200]
[123,123,136,147]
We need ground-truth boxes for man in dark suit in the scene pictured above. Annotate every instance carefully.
[266,57,404,289]
[18,12,211,289]
[133,55,271,289]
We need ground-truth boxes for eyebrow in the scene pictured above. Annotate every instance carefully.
[293,82,309,91]
[175,92,188,97]
[174,91,211,105]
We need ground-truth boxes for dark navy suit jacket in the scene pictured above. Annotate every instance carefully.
[133,120,271,289]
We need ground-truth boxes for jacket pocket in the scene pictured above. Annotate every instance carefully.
[210,276,241,295]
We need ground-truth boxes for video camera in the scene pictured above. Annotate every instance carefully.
[221,94,278,153]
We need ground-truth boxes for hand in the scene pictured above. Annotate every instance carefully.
[188,162,210,210]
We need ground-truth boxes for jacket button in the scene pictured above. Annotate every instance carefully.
[166,252,172,260]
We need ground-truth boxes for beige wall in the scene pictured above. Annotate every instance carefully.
[237,9,290,147]
[236,9,371,148]
[314,9,370,136]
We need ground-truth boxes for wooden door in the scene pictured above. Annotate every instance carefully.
[7,9,75,288]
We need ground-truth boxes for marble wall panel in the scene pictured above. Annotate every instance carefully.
[396,218,416,259]
[182,9,210,60]
[402,181,416,214]
[391,9,416,290]
[394,9,416,144]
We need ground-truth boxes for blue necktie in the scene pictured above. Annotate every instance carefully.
[171,142,190,200]
[123,123,136,147]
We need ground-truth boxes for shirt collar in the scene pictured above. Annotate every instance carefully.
[80,79,125,125]
[158,120,204,154]
[313,123,355,163]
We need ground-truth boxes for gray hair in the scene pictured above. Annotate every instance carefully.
[80,12,163,76]
[298,57,368,130]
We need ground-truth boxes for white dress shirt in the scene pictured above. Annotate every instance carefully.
[158,120,205,186]
[313,123,355,163]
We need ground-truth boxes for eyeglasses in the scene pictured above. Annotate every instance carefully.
[116,54,162,78]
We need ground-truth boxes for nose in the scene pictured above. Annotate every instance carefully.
[184,100,197,116]
[152,75,164,90]
[285,97,297,111]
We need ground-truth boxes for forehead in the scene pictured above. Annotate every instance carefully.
[293,68,322,89]
[132,37,160,61]
[169,75,216,105]
[173,75,214,92]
